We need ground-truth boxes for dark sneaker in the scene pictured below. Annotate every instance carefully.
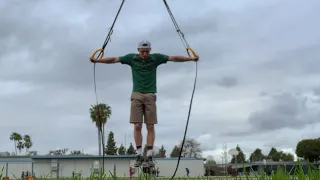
[145,156,154,167]
[134,155,144,167]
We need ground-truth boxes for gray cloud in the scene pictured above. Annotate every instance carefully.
[313,86,320,96]
[215,76,238,88]
[248,92,319,131]
[222,92,320,137]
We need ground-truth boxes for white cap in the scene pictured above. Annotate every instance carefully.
[138,40,151,49]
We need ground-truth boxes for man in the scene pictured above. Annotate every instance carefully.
[129,166,134,178]
[89,40,199,168]
[186,168,190,177]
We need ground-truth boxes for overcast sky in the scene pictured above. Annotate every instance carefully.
[1,0,320,163]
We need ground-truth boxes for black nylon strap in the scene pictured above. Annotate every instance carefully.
[162,0,199,179]
[92,0,126,175]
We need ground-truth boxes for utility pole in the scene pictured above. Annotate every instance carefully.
[222,143,228,175]
[125,132,127,148]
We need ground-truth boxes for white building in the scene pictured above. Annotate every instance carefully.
[0,155,205,178]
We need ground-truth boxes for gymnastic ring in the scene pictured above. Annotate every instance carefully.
[186,47,198,58]
[90,48,104,61]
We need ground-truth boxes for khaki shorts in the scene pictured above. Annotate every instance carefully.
[130,92,157,124]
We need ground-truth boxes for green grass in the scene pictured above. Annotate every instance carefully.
[1,161,320,180]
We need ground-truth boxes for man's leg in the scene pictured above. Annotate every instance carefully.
[130,92,144,167]
[134,123,143,153]
[146,124,155,155]
[143,93,157,167]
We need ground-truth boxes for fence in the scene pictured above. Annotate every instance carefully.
[204,161,320,177]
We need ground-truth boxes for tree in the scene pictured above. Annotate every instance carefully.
[206,160,216,165]
[27,151,37,156]
[204,159,217,176]
[279,152,294,161]
[89,103,112,156]
[154,145,166,158]
[249,148,266,162]
[17,141,24,154]
[230,145,246,164]
[267,147,278,160]
[9,132,22,155]
[23,135,32,153]
[266,147,295,161]
[178,137,202,158]
[272,151,282,161]
[170,145,181,157]
[267,147,284,161]
[14,133,23,155]
[48,148,68,155]
[126,143,136,155]
[296,138,320,162]
[105,131,117,155]
[118,144,126,155]
[69,150,83,155]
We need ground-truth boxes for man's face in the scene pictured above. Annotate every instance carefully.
[138,48,151,59]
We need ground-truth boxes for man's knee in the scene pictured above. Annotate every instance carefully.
[144,93,157,124]
[146,124,154,131]
[134,123,142,131]
[130,92,144,124]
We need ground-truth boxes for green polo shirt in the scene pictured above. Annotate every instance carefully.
[119,53,169,93]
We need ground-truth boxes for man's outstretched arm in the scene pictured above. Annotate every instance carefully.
[90,53,134,65]
[168,55,199,62]
[90,56,120,64]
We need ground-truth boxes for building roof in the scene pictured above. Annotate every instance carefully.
[0,156,32,162]
[231,160,320,168]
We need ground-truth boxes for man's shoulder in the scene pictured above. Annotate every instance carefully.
[150,53,169,64]
[119,53,139,65]
[120,53,139,60]
[150,53,169,59]
[123,53,139,58]
[150,53,166,56]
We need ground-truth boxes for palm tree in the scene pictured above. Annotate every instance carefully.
[23,135,33,154]
[17,141,24,154]
[89,103,112,155]
[9,132,22,155]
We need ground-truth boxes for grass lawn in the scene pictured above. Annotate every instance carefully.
[1,162,319,180]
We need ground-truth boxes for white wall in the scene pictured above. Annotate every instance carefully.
[32,158,132,178]
[0,162,32,178]
[154,159,204,177]
[0,157,204,178]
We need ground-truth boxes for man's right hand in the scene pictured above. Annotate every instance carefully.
[90,57,98,63]
[192,56,199,62]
